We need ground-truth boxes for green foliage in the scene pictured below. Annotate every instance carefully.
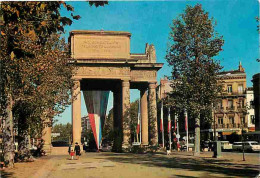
[130,145,145,154]
[0,1,108,167]
[52,123,72,142]
[102,109,114,143]
[166,4,224,154]
[166,4,224,118]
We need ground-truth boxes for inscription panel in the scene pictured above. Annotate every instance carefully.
[131,70,157,82]
[72,35,130,59]
[75,66,131,79]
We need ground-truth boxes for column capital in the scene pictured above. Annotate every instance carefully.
[122,80,130,87]
[148,82,157,89]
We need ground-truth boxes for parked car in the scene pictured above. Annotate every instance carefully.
[221,141,232,151]
[244,141,260,152]
[232,142,242,151]
[181,143,194,151]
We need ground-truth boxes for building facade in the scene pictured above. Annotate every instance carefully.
[246,88,255,132]
[212,62,247,140]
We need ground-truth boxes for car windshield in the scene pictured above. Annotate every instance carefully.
[251,142,259,145]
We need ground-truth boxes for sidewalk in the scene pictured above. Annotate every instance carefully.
[1,148,259,178]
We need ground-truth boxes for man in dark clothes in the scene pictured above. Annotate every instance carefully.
[74,142,81,160]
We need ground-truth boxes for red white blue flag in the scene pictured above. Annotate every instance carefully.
[160,101,164,132]
[167,107,171,133]
[136,100,141,134]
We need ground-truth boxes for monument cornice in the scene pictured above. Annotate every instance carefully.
[70,30,131,37]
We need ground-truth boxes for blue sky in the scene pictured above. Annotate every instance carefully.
[56,0,259,124]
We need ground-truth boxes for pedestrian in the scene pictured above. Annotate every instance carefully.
[70,148,75,160]
[68,142,72,155]
[83,143,87,153]
[74,142,81,160]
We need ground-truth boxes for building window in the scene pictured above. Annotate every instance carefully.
[228,100,233,108]
[241,117,245,124]
[229,117,234,124]
[250,100,254,109]
[251,115,255,124]
[238,85,243,94]
[217,101,222,109]
[238,99,244,108]
[218,118,223,125]
[227,85,232,93]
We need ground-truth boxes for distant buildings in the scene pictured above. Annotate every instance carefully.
[213,62,247,140]
[246,87,255,132]
[81,115,91,143]
[157,62,257,141]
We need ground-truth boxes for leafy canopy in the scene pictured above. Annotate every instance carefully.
[166,4,224,117]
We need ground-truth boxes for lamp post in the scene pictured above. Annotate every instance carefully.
[241,125,245,161]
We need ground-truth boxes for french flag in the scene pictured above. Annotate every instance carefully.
[136,100,141,134]
[160,101,164,132]
[185,111,188,131]
[167,108,171,133]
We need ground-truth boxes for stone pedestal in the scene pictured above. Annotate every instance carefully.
[42,123,52,154]
[148,82,158,145]
[140,89,148,145]
[122,80,130,147]
[72,80,81,145]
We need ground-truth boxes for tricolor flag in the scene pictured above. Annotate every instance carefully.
[160,101,164,132]
[167,108,171,133]
[136,100,141,134]
[174,116,177,132]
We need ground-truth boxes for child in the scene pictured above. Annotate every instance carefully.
[70,149,75,160]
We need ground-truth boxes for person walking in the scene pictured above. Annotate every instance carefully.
[74,142,81,160]
[70,149,75,160]
[68,142,72,155]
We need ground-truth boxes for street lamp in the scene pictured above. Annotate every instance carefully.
[241,125,245,161]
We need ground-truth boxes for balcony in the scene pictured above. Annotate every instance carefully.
[226,106,235,111]
[237,106,246,112]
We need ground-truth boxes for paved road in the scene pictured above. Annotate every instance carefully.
[2,148,260,178]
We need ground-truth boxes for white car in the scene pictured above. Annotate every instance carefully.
[244,141,260,152]
[232,142,242,151]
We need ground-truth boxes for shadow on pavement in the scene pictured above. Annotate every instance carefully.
[0,170,14,178]
[100,153,259,178]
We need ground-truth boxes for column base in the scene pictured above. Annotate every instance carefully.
[42,144,52,155]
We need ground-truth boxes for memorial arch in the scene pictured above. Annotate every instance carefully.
[70,30,163,148]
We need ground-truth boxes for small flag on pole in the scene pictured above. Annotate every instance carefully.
[167,108,171,133]
[174,115,177,132]
[185,112,188,131]
[160,101,164,132]
[136,100,141,134]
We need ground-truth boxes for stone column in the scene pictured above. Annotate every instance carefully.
[148,82,158,145]
[72,80,81,145]
[140,88,148,145]
[42,122,52,154]
[122,80,130,147]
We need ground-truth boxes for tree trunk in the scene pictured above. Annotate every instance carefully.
[194,113,200,156]
[3,94,14,168]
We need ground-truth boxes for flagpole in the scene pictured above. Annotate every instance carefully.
[185,109,189,152]
[176,114,179,143]
[168,107,171,151]
[161,100,164,148]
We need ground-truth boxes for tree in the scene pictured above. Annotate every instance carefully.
[166,4,224,156]
[0,1,107,167]
[52,123,72,142]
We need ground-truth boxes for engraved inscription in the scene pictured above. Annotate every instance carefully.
[73,35,130,59]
